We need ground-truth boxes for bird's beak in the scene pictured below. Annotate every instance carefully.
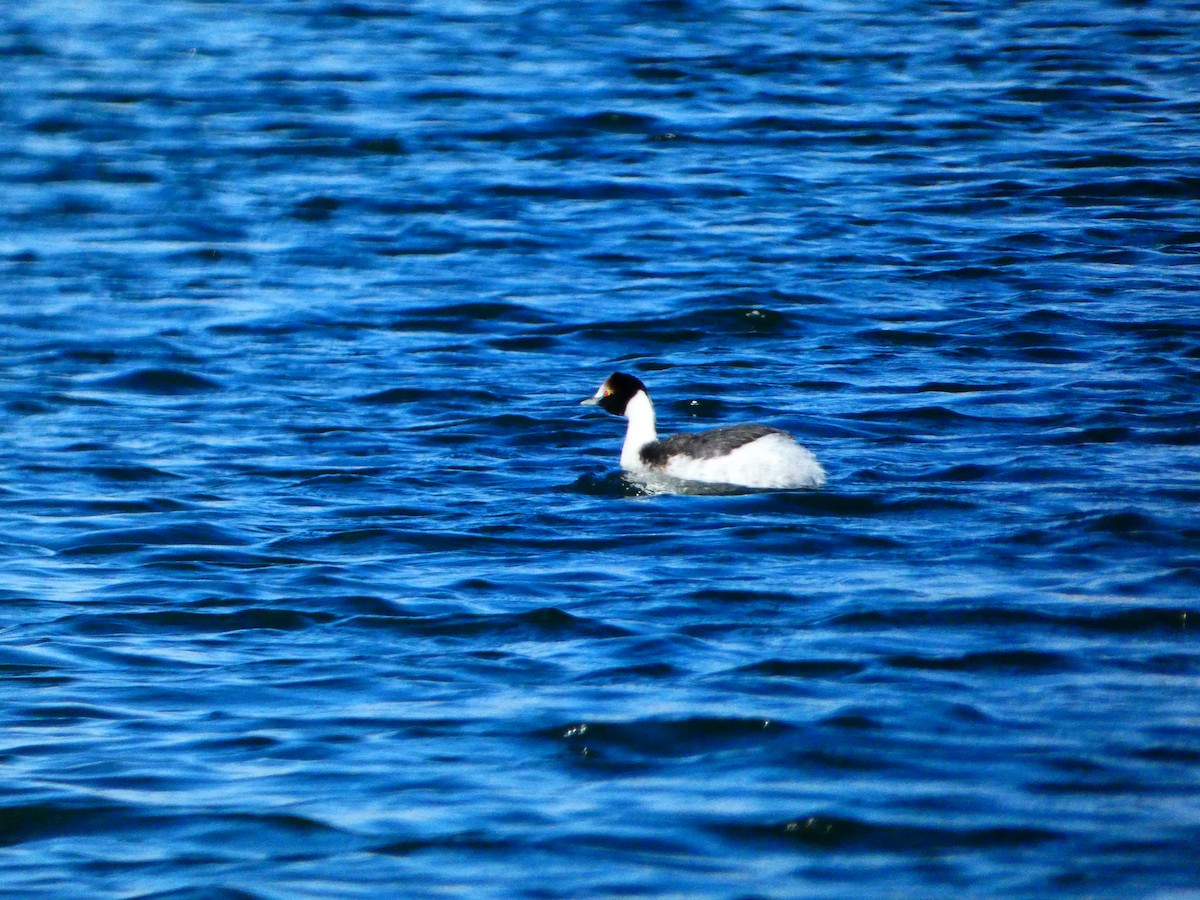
[580,396,599,406]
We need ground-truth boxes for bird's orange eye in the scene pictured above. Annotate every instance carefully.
[603,389,612,397]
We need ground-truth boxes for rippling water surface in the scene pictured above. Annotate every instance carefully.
[3,0,1200,896]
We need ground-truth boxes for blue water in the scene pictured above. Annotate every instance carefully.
[3,0,1200,895]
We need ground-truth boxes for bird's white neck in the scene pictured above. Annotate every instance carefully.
[620,390,658,470]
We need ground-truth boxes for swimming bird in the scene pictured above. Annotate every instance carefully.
[581,372,825,490]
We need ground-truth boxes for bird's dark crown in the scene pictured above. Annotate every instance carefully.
[597,371,647,416]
